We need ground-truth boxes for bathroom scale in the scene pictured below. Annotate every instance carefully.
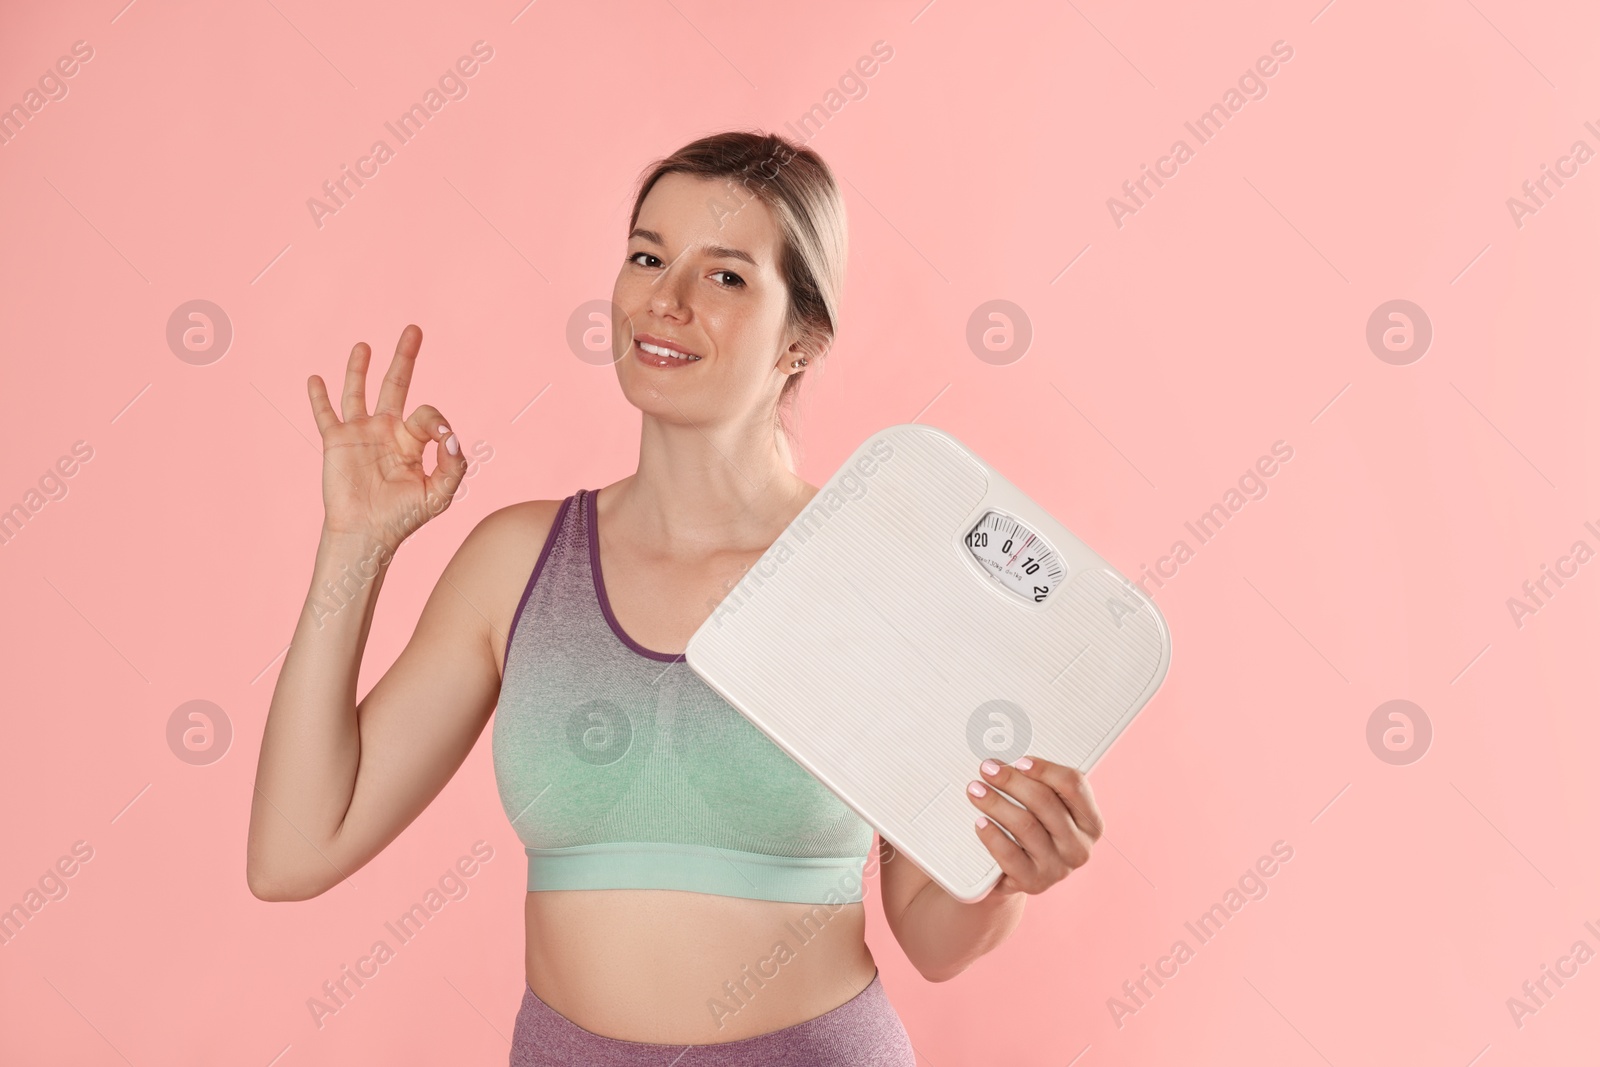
[682,423,1173,903]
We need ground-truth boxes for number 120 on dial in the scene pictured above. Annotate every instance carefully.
[963,509,1066,605]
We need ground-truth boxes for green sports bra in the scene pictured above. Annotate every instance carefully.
[492,488,875,905]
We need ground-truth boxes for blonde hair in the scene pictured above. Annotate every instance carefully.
[627,130,847,472]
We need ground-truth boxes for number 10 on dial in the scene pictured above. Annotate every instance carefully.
[963,509,1065,605]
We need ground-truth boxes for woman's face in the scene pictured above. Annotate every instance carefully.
[611,171,807,437]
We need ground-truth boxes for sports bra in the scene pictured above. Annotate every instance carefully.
[492,487,875,905]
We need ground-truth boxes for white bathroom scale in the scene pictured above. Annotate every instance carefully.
[683,423,1173,903]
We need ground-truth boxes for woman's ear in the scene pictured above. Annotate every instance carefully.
[787,327,830,364]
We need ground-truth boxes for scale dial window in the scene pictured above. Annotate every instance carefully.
[963,509,1065,604]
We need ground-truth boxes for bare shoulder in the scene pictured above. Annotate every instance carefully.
[440,498,566,668]
[455,497,565,569]
[450,497,565,590]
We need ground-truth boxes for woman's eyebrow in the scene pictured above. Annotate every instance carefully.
[629,227,758,267]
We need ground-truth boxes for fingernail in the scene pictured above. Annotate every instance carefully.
[967,781,987,798]
[438,424,449,434]
[1015,757,1034,771]
[980,759,1000,776]
[975,816,989,829]
[445,434,460,455]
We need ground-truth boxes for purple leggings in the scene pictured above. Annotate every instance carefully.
[509,968,917,1066]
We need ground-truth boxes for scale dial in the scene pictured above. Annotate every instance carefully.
[963,509,1065,604]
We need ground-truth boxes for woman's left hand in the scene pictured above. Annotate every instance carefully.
[966,756,1103,897]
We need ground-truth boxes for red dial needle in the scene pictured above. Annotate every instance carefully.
[1005,531,1034,570]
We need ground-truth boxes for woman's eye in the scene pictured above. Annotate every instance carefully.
[713,270,746,289]
[628,251,660,268]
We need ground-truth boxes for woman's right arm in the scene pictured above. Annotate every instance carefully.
[246,325,520,901]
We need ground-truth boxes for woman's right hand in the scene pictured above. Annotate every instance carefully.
[306,324,467,551]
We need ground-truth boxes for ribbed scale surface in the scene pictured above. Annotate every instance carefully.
[687,428,1167,895]
[492,489,874,904]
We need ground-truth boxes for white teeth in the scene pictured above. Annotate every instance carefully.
[639,341,699,361]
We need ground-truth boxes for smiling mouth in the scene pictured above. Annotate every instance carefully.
[635,339,701,362]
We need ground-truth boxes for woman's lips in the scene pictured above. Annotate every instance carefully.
[633,339,701,368]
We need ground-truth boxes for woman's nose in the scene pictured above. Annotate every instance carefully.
[647,258,692,316]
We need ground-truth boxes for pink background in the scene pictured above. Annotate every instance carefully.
[3,0,1598,1063]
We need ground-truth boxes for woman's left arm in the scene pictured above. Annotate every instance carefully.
[880,756,1104,983]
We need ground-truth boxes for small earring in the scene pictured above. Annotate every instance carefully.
[790,357,809,369]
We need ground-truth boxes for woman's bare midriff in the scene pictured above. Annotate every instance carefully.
[523,888,877,1043]
[501,479,873,1044]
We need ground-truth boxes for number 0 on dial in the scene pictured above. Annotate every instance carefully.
[963,509,1065,604]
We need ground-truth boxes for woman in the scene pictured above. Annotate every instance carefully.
[246,130,1104,1065]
